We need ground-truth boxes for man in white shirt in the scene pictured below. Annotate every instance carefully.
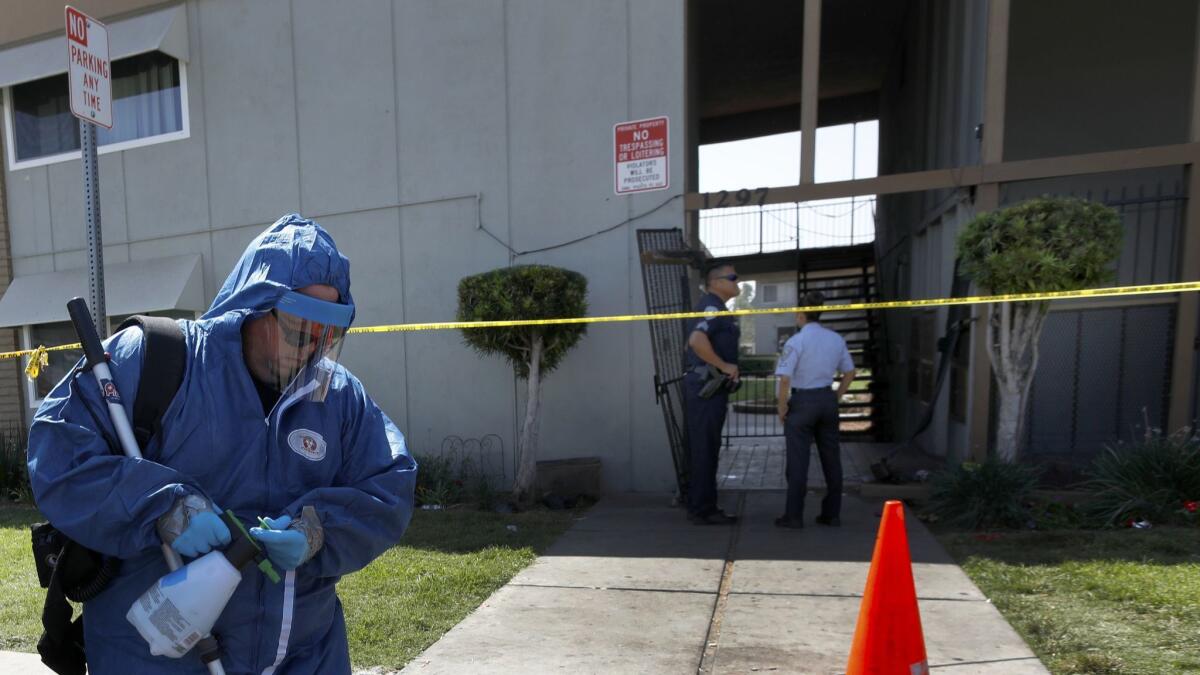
[773,291,856,528]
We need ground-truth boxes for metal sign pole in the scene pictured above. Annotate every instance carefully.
[80,119,106,338]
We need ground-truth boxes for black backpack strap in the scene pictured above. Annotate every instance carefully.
[30,317,184,675]
[116,316,187,449]
[37,562,86,675]
[32,523,86,675]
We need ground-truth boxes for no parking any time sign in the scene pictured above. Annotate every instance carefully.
[65,6,112,128]
[614,116,668,194]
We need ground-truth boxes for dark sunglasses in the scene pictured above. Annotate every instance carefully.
[271,309,326,348]
[713,273,738,282]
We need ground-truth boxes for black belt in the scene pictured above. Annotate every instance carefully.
[792,386,833,393]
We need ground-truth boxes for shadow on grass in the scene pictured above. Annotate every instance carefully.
[936,526,1200,566]
[388,507,582,556]
[0,505,40,529]
[2,504,581,557]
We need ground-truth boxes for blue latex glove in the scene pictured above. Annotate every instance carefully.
[250,515,309,570]
[172,511,231,558]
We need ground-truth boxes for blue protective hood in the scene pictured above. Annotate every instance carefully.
[203,214,355,324]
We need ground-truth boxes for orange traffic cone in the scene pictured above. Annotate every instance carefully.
[845,500,929,675]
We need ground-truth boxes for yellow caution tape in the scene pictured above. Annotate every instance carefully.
[3,281,1198,367]
[23,345,49,380]
[4,341,83,363]
[348,280,1200,334]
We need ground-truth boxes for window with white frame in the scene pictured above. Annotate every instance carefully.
[26,322,83,403]
[5,50,187,168]
[24,310,195,405]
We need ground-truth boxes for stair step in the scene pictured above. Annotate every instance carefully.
[796,272,876,285]
[795,285,877,297]
[819,318,880,327]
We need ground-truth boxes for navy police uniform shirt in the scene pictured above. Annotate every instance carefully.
[686,292,740,370]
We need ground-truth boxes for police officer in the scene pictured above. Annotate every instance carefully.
[683,262,741,525]
[774,291,856,528]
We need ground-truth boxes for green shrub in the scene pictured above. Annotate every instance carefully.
[956,196,1123,295]
[1025,497,1089,530]
[457,265,587,379]
[413,452,499,510]
[925,459,1041,530]
[0,425,31,504]
[1080,428,1200,527]
[413,453,465,507]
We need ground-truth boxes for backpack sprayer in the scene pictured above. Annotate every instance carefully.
[67,298,280,674]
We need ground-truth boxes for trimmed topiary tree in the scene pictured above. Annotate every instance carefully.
[957,196,1122,462]
[457,265,588,502]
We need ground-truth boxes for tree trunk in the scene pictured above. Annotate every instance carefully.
[988,301,1047,462]
[994,379,1028,462]
[513,335,544,503]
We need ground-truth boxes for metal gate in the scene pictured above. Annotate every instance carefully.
[636,228,694,497]
[724,373,786,440]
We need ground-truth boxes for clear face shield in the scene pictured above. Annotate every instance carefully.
[267,290,354,403]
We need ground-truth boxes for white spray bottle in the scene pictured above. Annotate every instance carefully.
[126,510,281,658]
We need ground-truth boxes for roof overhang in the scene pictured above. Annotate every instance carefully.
[0,253,204,327]
[0,4,187,89]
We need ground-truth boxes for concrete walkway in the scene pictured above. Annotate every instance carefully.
[402,491,1048,674]
[2,491,1044,675]
[0,649,51,674]
[719,440,891,490]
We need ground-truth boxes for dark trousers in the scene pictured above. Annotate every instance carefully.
[783,388,842,520]
[684,376,728,516]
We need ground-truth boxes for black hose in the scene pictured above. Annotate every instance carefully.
[64,554,121,603]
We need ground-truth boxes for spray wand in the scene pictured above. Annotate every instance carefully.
[67,298,279,674]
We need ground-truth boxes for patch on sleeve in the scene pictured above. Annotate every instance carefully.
[775,346,797,375]
[699,305,728,333]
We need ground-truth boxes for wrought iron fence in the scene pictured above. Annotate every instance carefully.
[699,197,877,256]
[636,229,694,497]
[721,372,878,441]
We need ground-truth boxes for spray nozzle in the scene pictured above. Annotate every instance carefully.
[219,510,281,583]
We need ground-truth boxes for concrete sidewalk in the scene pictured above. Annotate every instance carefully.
[0,649,51,674]
[402,492,1048,674]
[719,440,891,490]
[3,492,1046,674]
[0,648,396,674]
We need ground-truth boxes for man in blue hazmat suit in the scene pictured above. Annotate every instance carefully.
[26,214,417,674]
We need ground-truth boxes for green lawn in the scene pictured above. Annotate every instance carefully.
[729,376,777,402]
[0,505,41,652]
[937,528,1200,674]
[340,508,575,669]
[730,372,871,403]
[0,504,576,669]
